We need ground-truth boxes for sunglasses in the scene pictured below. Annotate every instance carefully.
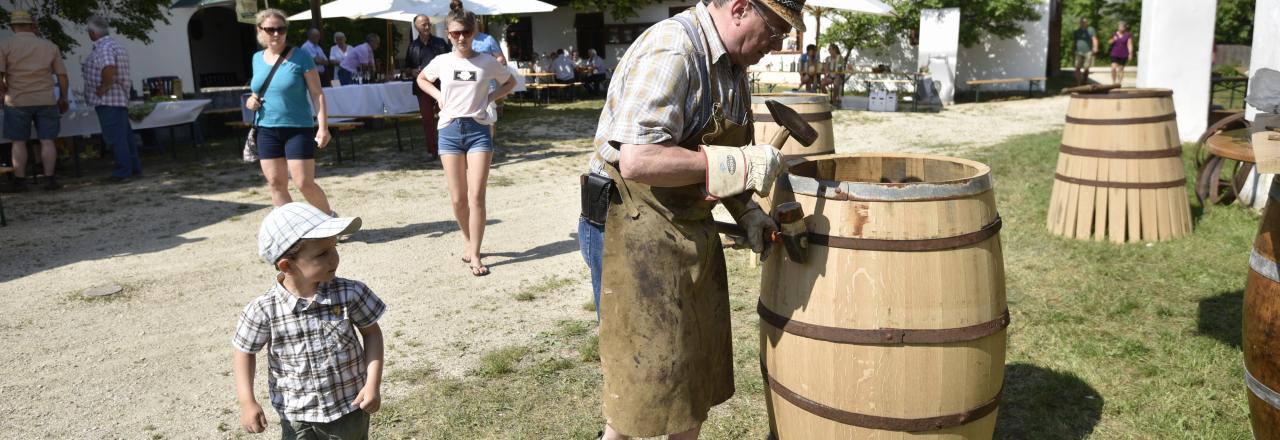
[448,29,474,39]
[259,26,287,35]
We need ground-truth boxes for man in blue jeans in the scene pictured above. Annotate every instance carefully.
[83,15,142,182]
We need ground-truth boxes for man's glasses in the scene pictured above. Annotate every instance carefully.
[448,29,473,39]
[259,26,287,35]
[749,1,790,42]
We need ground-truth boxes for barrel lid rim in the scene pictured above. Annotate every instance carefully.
[750,92,829,104]
[784,153,994,201]
[1071,88,1173,99]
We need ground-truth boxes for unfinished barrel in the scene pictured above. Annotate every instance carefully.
[1246,182,1280,439]
[760,153,1007,439]
[752,93,835,156]
[1047,88,1192,243]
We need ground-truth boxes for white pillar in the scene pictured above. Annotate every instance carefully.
[1136,0,1216,141]
[918,8,960,106]
[1246,0,1280,121]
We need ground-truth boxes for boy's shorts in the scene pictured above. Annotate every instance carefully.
[1074,52,1094,70]
[281,409,369,440]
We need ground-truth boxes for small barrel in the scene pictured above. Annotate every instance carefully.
[1046,88,1192,243]
[751,93,835,156]
[1246,182,1280,439]
[760,153,1007,439]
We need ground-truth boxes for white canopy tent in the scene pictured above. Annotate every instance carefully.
[806,0,893,16]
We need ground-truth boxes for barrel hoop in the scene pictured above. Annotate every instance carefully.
[1071,90,1173,99]
[1251,248,1280,284]
[756,111,832,123]
[1246,365,1280,411]
[758,302,1010,344]
[808,217,1002,252]
[1054,173,1186,189]
[1059,144,1183,159]
[783,172,993,202]
[1065,113,1176,126]
[764,369,1003,432]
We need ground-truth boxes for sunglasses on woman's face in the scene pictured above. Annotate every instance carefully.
[448,29,473,39]
[259,26,287,35]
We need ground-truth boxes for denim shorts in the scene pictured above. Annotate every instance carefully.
[256,126,317,160]
[438,118,493,155]
[3,105,60,140]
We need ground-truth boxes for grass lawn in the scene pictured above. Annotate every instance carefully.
[368,130,1257,439]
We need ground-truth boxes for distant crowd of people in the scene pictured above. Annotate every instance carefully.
[527,48,609,95]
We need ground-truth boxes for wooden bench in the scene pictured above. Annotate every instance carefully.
[225,120,363,162]
[333,114,420,151]
[965,76,1047,102]
[0,166,10,226]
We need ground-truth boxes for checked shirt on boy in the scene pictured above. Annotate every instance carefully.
[233,276,386,423]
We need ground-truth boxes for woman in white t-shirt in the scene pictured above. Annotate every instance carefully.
[417,0,515,277]
[328,32,350,83]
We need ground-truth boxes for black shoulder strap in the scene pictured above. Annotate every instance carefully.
[672,14,713,143]
[252,46,293,127]
[257,46,293,97]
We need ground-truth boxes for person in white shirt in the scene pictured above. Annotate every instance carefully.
[552,48,575,84]
[300,28,329,87]
[582,48,607,96]
[328,32,350,83]
[416,0,516,277]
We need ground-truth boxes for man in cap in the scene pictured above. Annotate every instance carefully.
[0,10,69,191]
[582,0,804,438]
[84,14,142,182]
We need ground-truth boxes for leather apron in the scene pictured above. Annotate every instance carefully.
[598,12,752,436]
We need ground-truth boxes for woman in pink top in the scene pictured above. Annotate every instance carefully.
[1108,22,1134,85]
[416,0,516,276]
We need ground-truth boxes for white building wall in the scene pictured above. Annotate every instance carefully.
[0,2,197,97]
[522,1,696,70]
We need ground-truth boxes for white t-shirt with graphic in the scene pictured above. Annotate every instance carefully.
[422,52,511,128]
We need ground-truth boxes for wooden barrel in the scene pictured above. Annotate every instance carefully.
[1246,182,1280,439]
[760,153,1007,439]
[1047,88,1192,243]
[752,93,836,156]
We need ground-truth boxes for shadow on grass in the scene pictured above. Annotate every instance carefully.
[349,219,504,244]
[995,363,1103,440]
[1198,289,1244,349]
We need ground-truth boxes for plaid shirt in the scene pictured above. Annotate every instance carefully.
[233,276,386,423]
[588,3,750,175]
[81,35,131,107]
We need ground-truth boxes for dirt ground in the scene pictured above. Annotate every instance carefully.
[0,94,1068,438]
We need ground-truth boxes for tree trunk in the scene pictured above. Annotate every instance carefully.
[310,0,323,31]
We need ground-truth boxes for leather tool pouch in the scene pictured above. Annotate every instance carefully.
[581,173,614,226]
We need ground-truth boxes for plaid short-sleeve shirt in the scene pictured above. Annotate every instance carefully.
[588,3,750,175]
[232,276,387,423]
[81,35,131,107]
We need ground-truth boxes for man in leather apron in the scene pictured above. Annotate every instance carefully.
[581,1,805,438]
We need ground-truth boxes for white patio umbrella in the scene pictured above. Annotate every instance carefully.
[287,0,555,22]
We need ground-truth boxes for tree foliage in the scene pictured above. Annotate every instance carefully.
[1058,0,1254,66]
[567,0,656,22]
[818,0,1041,56]
[0,0,172,54]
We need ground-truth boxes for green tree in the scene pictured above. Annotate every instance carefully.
[0,0,172,54]
[1216,0,1254,44]
[819,0,1041,67]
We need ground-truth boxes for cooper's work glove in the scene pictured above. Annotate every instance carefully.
[701,144,784,199]
[722,196,779,259]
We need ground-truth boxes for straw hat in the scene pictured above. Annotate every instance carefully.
[758,0,806,33]
[9,10,33,26]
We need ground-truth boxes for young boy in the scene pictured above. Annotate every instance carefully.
[232,202,386,438]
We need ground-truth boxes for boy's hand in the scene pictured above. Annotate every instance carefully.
[239,401,268,433]
[353,384,381,413]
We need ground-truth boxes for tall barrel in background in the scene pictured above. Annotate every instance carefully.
[760,153,1007,439]
[1047,88,1192,243]
[752,93,835,156]
[1245,182,1280,439]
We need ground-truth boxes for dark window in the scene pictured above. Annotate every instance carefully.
[505,16,534,62]
[575,12,606,59]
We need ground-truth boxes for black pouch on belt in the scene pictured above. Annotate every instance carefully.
[581,173,614,226]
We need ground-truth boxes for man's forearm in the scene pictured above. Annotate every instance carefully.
[57,74,69,99]
[618,142,706,187]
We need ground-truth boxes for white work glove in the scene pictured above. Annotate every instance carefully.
[701,144,784,199]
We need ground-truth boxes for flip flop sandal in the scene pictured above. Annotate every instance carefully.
[469,263,490,277]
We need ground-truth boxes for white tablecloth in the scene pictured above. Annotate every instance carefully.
[0,99,212,142]
[239,82,418,123]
